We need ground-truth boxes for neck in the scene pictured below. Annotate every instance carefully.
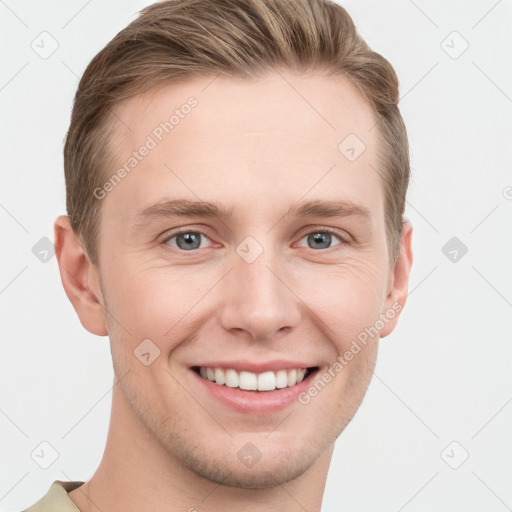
[68,381,334,512]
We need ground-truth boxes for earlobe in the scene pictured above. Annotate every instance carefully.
[54,215,108,336]
[380,220,413,338]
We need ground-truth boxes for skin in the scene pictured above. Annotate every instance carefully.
[55,69,413,512]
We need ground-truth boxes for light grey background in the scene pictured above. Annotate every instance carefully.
[1,0,511,510]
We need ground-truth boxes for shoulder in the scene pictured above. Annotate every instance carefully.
[22,480,84,512]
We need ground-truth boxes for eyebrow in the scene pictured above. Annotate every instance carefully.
[136,198,371,222]
[137,199,234,221]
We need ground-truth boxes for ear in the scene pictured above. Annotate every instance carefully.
[54,215,108,336]
[379,220,413,338]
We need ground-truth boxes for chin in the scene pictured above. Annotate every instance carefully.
[176,442,322,489]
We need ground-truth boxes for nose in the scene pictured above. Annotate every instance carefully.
[219,245,302,342]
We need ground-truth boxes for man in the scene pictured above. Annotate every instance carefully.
[24,0,413,510]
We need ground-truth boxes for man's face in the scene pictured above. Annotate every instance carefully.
[90,70,402,487]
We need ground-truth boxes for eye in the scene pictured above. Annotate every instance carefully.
[161,228,347,253]
[297,230,345,250]
[163,230,212,251]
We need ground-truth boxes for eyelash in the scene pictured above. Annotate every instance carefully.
[161,227,350,252]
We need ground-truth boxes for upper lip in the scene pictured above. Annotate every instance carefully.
[192,360,318,373]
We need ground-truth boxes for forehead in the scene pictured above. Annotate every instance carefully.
[104,70,382,221]
[112,70,377,153]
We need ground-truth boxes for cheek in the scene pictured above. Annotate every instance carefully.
[296,255,388,350]
[102,259,221,348]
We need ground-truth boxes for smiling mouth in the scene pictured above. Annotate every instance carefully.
[192,366,319,392]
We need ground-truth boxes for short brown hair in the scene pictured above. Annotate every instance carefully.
[64,0,409,265]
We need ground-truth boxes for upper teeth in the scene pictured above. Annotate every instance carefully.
[198,367,308,391]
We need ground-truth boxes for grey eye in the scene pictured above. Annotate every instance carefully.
[167,232,206,250]
[308,232,331,249]
[298,231,343,250]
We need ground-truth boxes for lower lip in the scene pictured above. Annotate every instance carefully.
[190,368,319,414]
